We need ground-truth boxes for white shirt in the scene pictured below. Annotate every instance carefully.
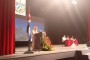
[62,36,66,42]
[32,30,38,34]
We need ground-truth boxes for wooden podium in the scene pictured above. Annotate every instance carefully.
[33,32,43,51]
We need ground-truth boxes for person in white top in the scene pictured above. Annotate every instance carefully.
[32,26,38,49]
[62,35,66,42]
[32,26,38,34]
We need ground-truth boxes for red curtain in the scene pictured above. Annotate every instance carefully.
[88,16,90,41]
[0,0,15,55]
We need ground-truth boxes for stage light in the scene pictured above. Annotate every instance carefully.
[20,0,25,4]
[51,0,62,5]
[72,0,77,5]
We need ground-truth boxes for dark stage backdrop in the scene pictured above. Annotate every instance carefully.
[45,17,88,44]
[45,2,88,44]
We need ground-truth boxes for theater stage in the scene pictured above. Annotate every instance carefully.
[0,44,90,60]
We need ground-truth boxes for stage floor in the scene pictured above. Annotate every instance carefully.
[0,44,89,60]
[15,44,88,54]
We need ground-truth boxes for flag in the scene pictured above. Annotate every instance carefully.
[27,11,31,21]
[27,10,32,42]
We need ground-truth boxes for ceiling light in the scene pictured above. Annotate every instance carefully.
[72,0,77,5]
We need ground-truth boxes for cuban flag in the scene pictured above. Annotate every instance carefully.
[27,10,32,42]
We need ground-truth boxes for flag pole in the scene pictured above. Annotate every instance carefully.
[24,12,34,54]
[24,2,34,54]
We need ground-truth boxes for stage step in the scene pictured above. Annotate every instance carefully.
[82,50,90,59]
[82,49,90,54]
[59,50,89,60]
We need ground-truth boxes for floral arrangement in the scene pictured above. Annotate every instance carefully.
[41,36,53,51]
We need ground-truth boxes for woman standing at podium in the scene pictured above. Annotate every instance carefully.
[32,26,38,34]
[32,26,38,49]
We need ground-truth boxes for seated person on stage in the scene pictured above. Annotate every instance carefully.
[66,35,70,40]
[62,35,66,42]
[70,36,77,47]
[70,36,74,40]
[73,38,78,46]
[65,35,70,46]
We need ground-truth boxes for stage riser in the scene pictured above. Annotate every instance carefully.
[1,51,75,60]
[82,50,90,54]
[82,50,90,59]
[0,44,89,60]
